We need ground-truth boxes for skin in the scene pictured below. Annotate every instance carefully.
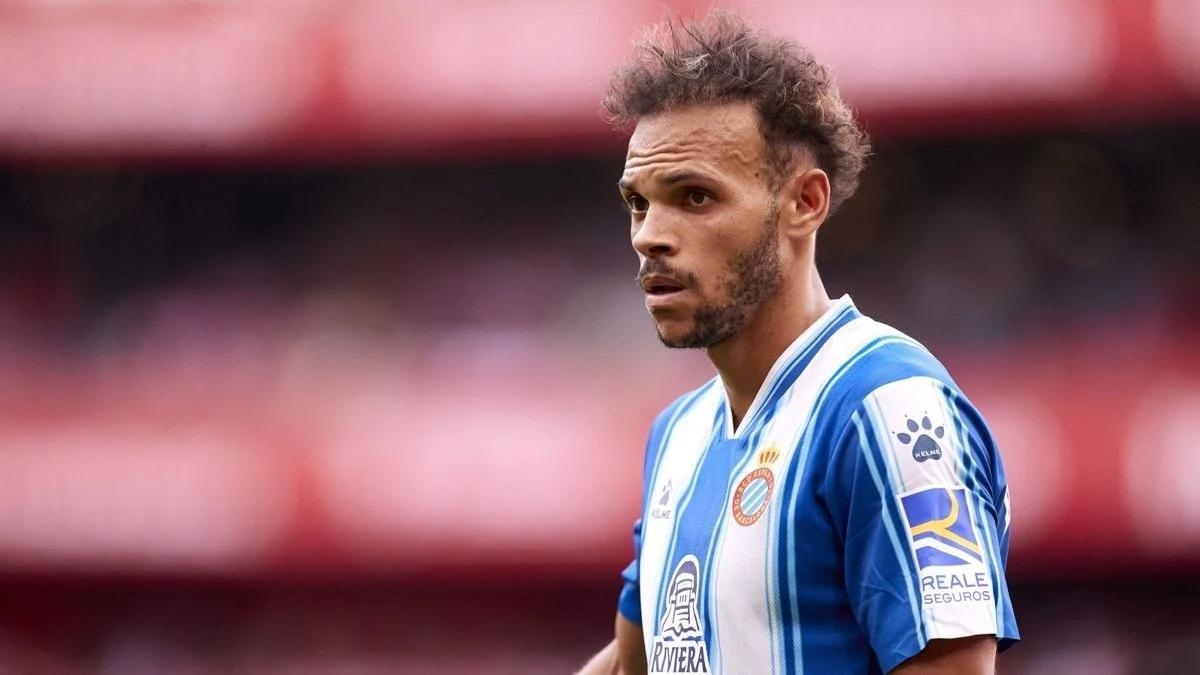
[579,102,997,675]
[620,102,830,430]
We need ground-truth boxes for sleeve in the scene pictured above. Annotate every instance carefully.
[823,376,1019,673]
[618,517,644,623]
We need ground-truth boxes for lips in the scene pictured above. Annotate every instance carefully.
[640,273,687,296]
[640,272,691,312]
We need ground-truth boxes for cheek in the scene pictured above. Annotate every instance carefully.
[703,229,745,271]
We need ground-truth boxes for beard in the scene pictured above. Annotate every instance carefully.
[652,204,783,349]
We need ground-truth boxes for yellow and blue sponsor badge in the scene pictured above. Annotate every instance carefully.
[900,487,982,570]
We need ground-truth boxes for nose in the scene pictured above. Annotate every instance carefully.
[631,208,679,259]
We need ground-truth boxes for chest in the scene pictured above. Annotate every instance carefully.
[638,401,827,632]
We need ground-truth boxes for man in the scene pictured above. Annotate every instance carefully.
[579,12,1018,675]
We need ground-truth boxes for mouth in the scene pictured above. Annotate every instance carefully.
[647,281,685,296]
[640,273,690,310]
[640,273,687,296]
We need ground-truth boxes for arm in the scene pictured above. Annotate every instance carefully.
[892,635,996,674]
[577,613,647,675]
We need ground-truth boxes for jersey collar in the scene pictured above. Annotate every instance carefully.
[719,294,858,440]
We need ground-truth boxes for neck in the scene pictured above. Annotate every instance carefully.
[707,269,831,432]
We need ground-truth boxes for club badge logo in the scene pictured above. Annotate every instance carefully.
[731,445,779,527]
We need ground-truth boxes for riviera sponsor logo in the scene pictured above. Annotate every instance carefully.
[650,642,710,674]
[651,555,709,674]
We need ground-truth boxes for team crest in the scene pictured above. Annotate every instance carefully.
[652,555,710,673]
[731,445,779,526]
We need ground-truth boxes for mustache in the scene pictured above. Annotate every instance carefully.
[635,260,700,288]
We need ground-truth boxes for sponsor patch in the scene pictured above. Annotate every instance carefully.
[901,487,982,569]
[901,487,995,608]
[652,555,710,673]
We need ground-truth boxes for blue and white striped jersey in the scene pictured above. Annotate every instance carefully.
[618,296,1019,674]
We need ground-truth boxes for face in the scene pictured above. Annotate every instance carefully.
[619,102,783,348]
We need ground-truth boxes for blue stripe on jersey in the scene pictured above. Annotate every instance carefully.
[852,410,926,638]
[860,395,931,633]
[939,384,1015,642]
[642,381,719,509]
[651,405,726,631]
[776,336,908,673]
[862,390,938,637]
[620,382,717,625]
[777,336,947,674]
[940,386,999,621]
[700,304,859,667]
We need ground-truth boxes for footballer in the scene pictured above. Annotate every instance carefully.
[579,12,1018,675]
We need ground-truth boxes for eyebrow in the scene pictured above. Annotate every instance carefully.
[617,170,717,193]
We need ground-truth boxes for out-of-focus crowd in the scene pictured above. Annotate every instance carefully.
[0,128,1197,675]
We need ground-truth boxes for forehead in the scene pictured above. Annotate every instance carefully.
[622,102,765,186]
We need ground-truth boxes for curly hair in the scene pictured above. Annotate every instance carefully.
[603,11,871,214]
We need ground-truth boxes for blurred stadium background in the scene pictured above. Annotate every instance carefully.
[0,0,1198,673]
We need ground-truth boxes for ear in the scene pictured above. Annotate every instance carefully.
[779,166,831,241]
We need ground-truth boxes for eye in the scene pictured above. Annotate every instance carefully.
[626,194,649,214]
[685,190,711,207]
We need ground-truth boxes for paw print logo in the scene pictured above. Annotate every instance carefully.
[896,415,945,463]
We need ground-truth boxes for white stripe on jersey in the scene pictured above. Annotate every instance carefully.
[638,380,724,658]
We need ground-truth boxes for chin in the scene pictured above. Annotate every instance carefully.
[654,320,715,350]
[652,318,697,348]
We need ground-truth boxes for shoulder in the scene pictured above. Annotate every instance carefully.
[814,314,962,437]
[642,377,722,466]
[836,315,953,387]
[822,317,1005,497]
[836,316,995,441]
